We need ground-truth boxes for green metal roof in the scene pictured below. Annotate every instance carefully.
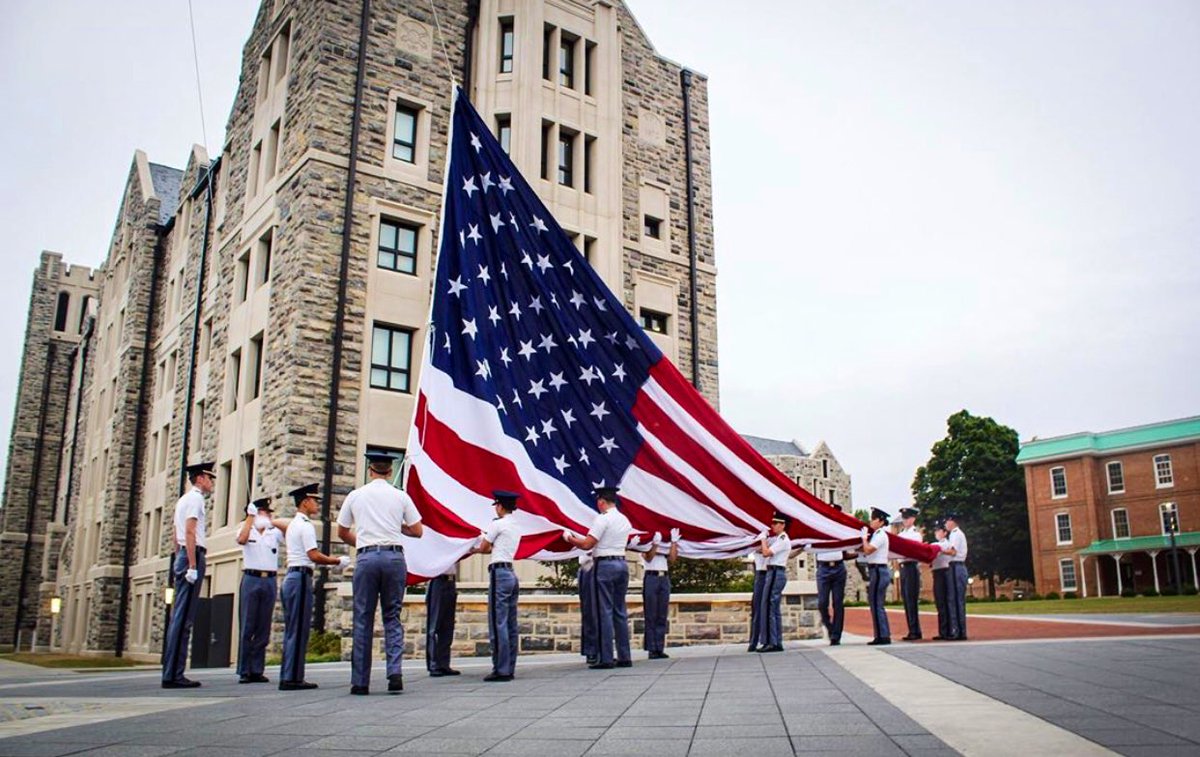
[1016,415,1200,464]
[1078,531,1200,556]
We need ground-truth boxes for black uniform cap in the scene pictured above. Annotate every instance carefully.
[944,512,961,522]
[771,511,792,527]
[593,485,620,503]
[289,482,321,505]
[185,461,216,478]
[365,450,401,465]
[492,490,521,510]
[870,507,891,523]
[900,507,920,518]
[251,496,272,512]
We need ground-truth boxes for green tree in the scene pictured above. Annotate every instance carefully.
[912,410,1032,597]
[670,557,750,593]
[536,559,581,592]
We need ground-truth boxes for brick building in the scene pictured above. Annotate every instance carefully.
[1017,416,1200,597]
[0,0,719,660]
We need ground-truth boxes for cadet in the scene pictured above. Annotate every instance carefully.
[747,533,768,652]
[280,483,348,690]
[470,490,521,681]
[162,461,216,689]
[757,513,791,653]
[564,486,632,669]
[810,511,849,646]
[337,451,423,695]
[425,564,460,677]
[236,497,288,683]
[930,523,953,640]
[579,549,598,665]
[641,528,680,659]
[861,507,892,645]
[944,513,969,640]
[896,506,923,641]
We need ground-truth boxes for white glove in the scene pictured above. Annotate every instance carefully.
[758,530,768,542]
[246,503,258,517]
[337,555,351,570]
[670,528,681,543]
[184,568,198,584]
[860,526,869,538]
[629,534,642,546]
[652,532,663,545]
[562,530,575,543]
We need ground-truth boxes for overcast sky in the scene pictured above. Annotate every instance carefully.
[1,0,1196,510]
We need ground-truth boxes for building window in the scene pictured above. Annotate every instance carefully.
[495,114,511,154]
[639,309,668,335]
[1154,454,1173,488]
[644,215,662,239]
[584,135,595,193]
[273,22,290,84]
[264,119,281,183]
[236,249,251,304]
[192,400,205,449]
[364,445,406,485]
[499,18,514,73]
[237,451,256,524]
[393,103,418,163]
[370,324,413,392]
[822,459,829,478]
[247,333,264,401]
[54,291,70,332]
[1106,461,1124,494]
[1160,502,1179,535]
[583,236,596,265]
[1055,513,1072,545]
[249,141,262,197]
[256,229,273,286]
[1111,508,1130,539]
[540,121,552,180]
[78,295,91,332]
[378,219,418,275]
[559,33,576,88]
[1059,559,1077,592]
[217,460,233,527]
[557,131,574,187]
[584,41,595,96]
[199,318,213,363]
[828,490,837,506]
[542,24,553,80]
[227,349,242,413]
[1050,466,1067,498]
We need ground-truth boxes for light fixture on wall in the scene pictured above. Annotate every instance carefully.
[164,587,175,606]
[49,597,61,615]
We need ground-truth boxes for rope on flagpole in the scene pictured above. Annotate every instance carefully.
[428,0,459,88]
[186,0,210,154]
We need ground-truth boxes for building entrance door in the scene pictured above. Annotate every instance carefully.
[190,593,234,668]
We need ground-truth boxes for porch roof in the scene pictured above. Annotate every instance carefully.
[1078,531,1200,556]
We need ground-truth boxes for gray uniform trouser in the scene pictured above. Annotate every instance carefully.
[595,558,631,665]
[748,570,766,648]
[579,566,598,659]
[352,549,407,688]
[237,572,277,676]
[280,568,313,684]
[816,562,846,642]
[162,547,206,683]
[900,561,922,637]
[949,562,968,638]
[425,574,457,672]
[868,564,892,640]
[759,566,786,647]
[642,572,671,653]
[932,568,951,638]
[488,565,519,676]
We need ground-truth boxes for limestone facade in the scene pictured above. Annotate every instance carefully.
[3,0,720,661]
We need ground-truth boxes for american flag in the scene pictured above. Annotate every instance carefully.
[401,90,937,580]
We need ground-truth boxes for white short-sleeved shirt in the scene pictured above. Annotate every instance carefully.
[484,515,520,564]
[643,544,669,572]
[752,549,767,571]
[948,527,968,563]
[931,538,952,570]
[242,524,283,571]
[336,479,422,548]
[588,508,632,557]
[897,525,922,562]
[815,548,845,563]
[765,533,791,567]
[286,513,318,568]
[173,488,207,549]
[865,529,890,565]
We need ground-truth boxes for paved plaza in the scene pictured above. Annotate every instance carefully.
[0,632,1197,756]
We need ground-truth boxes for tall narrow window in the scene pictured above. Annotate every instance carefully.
[540,121,552,180]
[643,215,662,239]
[370,324,414,392]
[639,309,668,334]
[227,349,242,413]
[1106,461,1124,494]
[1160,502,1179,534]
[249,141,262,196]
[1111,508,1130,539]
[1050,466,1067,498]
[257,47,273,103]
[236,250,250,304]
[393,103,418,163]
[192,400,205,449]
[559,34,576,88]
[54,292,70,331]
[822,459,830,478]
[542,24,554,80]
[264,119,281,182]
[199,318,213,363]
[1055,513,1072,545]
[1154,454,1174,487]
[273,22,290,83]
[248,333,264,401]
[238,451,256,523]
[1059,559,1077,592]
[557,131,575,187]
[378,219,418,275]
[583,237,596,265]
[584,41,596,96]
[257,229,273,286]
[217,460,233,527]
[496,114,512,154]
[78,295,91,332]
[583,135,595,193]
[499,18,514,73]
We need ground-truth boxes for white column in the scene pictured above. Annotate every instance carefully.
[1079,556,1088,598]
[1113,554,1124,594]
[1189,548,1198,589]
[1149,551,1161,593]
[1095,557,1103,598]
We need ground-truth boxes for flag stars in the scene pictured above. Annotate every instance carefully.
[487,305,501,326]
[604,331,619,345]
[499,347,512,367]
[549,293,560,309]
[594,297,608,312]
[509,211,519,227]
[480,172,494,193]
[509,301,522,320]
[467,224,483,245]
[564,260,575,275]
[521,251,534,269]
[443,333,451,353]
[477,264,491,285]
[579,447,591,465]
[569,290,586,309]
[511,388,523,408]
[538,333,558,353]
[470,132,483,152]
[517,340,536,361]
[475,359,491,380]
[536,254,553,273]
[462,175,478,197]
[462,318,479,340]
[625,335,641,350]
[496,396,507,414]
[529,296,545,314]
[580,366,599,386]
[500,262,509,280]
[524,426,540,446]
[549,372,567,391]
[527,379,548,400]
[489,212,505,233]
[612,363,627,382]
[577,329,595,348]
[530,215,548,233]
[541,418,557,438]
[448,276,467,297]
[561,408,576,427]
[590,402,611,422]
[498,175,514,195]
[553,455,570,475]
[599,437,619,454]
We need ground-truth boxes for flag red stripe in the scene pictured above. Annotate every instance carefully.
[628,435,760,534]
[405,468,482,539]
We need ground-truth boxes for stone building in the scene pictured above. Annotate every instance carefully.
[2,0,718,661]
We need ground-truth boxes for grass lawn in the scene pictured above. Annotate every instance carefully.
[966,595,1200,616]
[0,653,140,669]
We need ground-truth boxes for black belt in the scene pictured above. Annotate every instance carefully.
[767,565,786,571]
[755,570,766,574]
[933,567,949,572]
[901,560,917,565]
[243,569,276,578]
[359,544,404,553]
[596,555,623,561]
[869,564,889,570]
[178,546,207,554]
[489,562,512,571]
[288,566,313,575]
[644,570,667,576]
[817,560,844,564]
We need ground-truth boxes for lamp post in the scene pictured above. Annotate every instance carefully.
[1167,513,1183,595]
[49,597,61,653]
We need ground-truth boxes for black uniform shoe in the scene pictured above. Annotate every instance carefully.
[350,685,369,695]
[829,639,841,646]
[867,638,892,646]
[484,672,514,682]
[440,668,461,676]
[387,675,403,693]
[585,656,598,665]
[648,651,670,659]
[588,662,615,670]
[279,681,318,690]
[162,678,201,689]
[429,669,446,677]
[747,645,758,653]
[954,636,969,641]
[238,675,253,684]
[616,660,633,668]
[758,644,784,653]
[902,634,922,641]
[250,674,269,683]
[932,636,949,641]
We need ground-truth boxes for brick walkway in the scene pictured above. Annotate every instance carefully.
[844,608,1200,641]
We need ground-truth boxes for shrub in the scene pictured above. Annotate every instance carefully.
[996,595,1011,602]
[1027,593,1042,601]
[1141,588,1159,598]
[964,595,977,603]
[1183,585,1198,596]
[1161,586,1179,596]
[1121,588,1137,598]
[1044,591,1060,600]
[1063,591,1078,600]
[307,630,343,663]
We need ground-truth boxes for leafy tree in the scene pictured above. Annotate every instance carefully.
[853,508,870,522]
[536,559,582,592]
[670,557,750,593]
[912,410,1032,597]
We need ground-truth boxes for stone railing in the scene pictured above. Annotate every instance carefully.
[335,580,822,660]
